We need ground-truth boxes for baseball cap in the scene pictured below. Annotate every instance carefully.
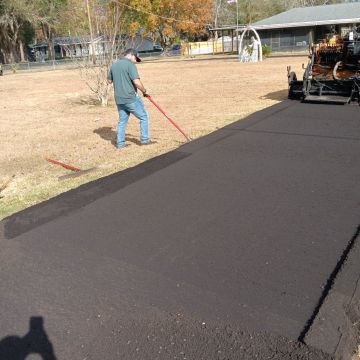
[124,48,141,62]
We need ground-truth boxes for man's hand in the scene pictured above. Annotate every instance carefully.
[133,79,148,97]
[143,91,150,98]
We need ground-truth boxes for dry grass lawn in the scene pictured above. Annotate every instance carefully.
[0,55,307,220]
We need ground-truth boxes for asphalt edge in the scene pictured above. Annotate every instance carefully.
[304,225,360,360]
[0,150,190,239]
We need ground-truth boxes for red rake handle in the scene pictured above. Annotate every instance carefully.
[146,96,191,142]
[46,158,82,172]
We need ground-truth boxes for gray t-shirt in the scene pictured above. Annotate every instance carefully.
[108,58,140,104]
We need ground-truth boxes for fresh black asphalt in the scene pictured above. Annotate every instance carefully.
[0,100,359,359]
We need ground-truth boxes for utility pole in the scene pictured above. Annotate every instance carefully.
[235,0,240,53]
[236,0,239,30]
[214,0,222,40]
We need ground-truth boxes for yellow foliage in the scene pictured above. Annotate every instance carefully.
[141,0,213,43]
[129,21,140,36]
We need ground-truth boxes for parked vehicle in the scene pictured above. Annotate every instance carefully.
[153,44,164,52]
[169,44,181,55]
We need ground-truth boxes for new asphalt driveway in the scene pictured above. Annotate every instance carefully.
[1,100,359,359]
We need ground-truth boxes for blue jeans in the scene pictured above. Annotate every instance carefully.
[116,96,150,148]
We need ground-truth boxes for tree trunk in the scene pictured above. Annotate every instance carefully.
[86,0,96,64]
[0,49,7,64]
[9,45,17,63]
[9,17,20,62]
[214,0,222,40]
[46,29,55,61]
[19,40,25,62]
[0,28,11,63]
[158,30,167,48]
[48,39,55,60]
[42,23,55,60]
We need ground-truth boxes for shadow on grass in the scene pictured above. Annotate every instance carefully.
[67,95,100,106]
[93,127,141,146]
[261,89,288,101]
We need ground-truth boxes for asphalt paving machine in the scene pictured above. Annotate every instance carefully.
[287,27,360,104]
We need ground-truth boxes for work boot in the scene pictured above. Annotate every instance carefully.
[117,144,130,149]
[141,140,157,146]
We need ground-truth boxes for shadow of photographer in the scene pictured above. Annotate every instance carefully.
[0,316,57,360]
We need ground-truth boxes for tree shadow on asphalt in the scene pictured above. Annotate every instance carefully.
[0,316,57,360]
[93,126,141,146]
[261,89,288,101]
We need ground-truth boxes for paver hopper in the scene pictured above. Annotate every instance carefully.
[288,28,360,105]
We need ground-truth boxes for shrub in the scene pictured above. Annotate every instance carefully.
[262,45,271,58]
[11,63,19,73]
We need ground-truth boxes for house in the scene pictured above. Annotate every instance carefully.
[28,35,158,61]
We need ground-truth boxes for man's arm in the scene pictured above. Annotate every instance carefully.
[132,78,148,96]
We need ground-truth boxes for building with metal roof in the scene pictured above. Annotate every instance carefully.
[210,2,360,54]
[253,2,360,29]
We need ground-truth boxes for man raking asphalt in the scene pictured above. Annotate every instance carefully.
[107,48,154,149]
[107,48,191,147]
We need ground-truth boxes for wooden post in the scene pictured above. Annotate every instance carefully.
[236,29,239,53]
[222,30,224,54]
[231,29,234,53]
[19,40,25,62]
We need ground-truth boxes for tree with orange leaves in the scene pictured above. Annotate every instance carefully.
[120,0,213,47]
